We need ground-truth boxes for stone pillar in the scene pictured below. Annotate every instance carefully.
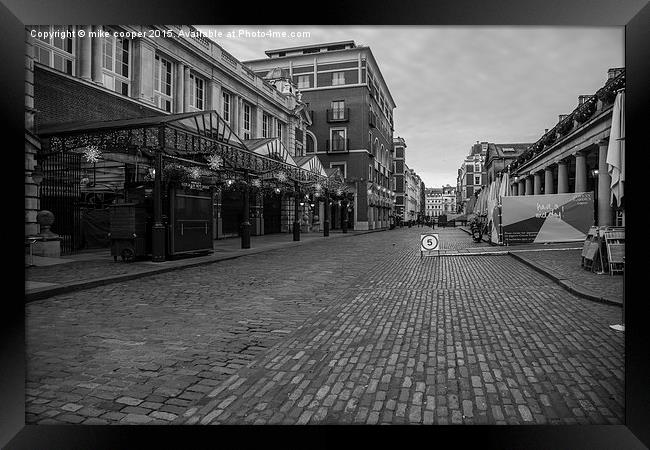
[575,151,588,193]
[533,172,542,195]
[525,176,533,196]
[518,179,525,196]
[511,183,518,196]
[557,160,569,194]
[597,139,613,226]
[544,167,555,195]
[175,63,184,113]
[78,25,92,80]
[91,25,103,83]
[183,66,191,111]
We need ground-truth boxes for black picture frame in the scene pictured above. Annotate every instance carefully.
[3,0,648,448]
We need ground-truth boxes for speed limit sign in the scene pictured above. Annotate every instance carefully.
[420,233,440,256]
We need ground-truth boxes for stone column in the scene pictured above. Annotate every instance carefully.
[518,179,525,196]
[91,25,103,83]
[557,160,569,194]
[525,176,533,196]
[183,66,191,111]
[511,182,518,196]
[78,25,92,80]
[175,63,184,113]
[533,172,542,195]
[597,139,613,226]
[544,167,555,195]
[575,151,588,193]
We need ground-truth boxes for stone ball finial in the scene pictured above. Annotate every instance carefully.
[37,210,58,237]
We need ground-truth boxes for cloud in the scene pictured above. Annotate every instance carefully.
[197,26,623,187]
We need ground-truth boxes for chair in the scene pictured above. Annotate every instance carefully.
[604,230,625,275]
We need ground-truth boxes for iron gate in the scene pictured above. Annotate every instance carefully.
[39,151,82,254]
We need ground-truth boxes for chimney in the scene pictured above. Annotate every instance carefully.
[558,114,568,123]
[544,129,548,133]
[578,95,591,106]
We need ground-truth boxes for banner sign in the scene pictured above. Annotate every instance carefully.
[501,192,594,244]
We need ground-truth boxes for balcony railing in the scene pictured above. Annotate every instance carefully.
[327,108,349,123]
[326,138,350,152]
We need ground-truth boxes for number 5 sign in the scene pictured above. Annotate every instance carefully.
[420,233,440,257]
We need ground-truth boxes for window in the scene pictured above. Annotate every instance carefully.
[475,163,481,172]
[475,175,481,185]
[276,120,283,140]
[102,28,130,95]
[330,163,346,178]
[262,114,270,138]
[154,54,173,112]
[297,75,310,89]
[331,100,345,120]
[222,92,231,122]
[33,25,75,75]
[332,72,345,86]
[243,103,251,140]
[189,73,205,110]
[306,133,315,153]
[330,128,346,151]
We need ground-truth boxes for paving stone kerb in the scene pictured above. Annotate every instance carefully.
[25,227,624,425]
[24,229,383,302]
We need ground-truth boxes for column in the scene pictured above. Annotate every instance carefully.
[598,139,613,226]
[544,167,555,195]
[91,25,103,83]
[183,66,191,111]
[175,63,184,113]
[78,25,92,80]
[533,172,542,195]
[525,176,533,196]
[518,179,525,196]
[575,151,588,193]
[511,183,518,196]
[557,160,569,193]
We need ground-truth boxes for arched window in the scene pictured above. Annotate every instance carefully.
[306,131,316,153]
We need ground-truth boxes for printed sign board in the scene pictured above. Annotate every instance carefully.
[420,233,440,254]
[502,192,594,245]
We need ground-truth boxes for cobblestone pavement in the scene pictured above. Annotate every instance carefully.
[25,227,624,425]
[511,249,623,303]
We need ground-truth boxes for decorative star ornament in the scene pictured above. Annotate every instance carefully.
[207,154,223,171]
[276,171,287,182]
[83,146,102,163]
[190,167,201,179]
[252,178,262,188]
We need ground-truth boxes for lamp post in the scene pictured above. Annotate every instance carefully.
[293,180,301,241]
[241,172,251,249]
[323,190,330,237]
[152,127,166,262]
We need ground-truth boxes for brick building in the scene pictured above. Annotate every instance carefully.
[244,41,397,231]
[457,142,488,213]
[26,25,314,254]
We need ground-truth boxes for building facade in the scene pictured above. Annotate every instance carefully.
[26,25,315,253]
[244,41,397,231]
[392,136,407,222]
[456,142,488,213]
[404,166,422,223]
[505,67,625,227]
[425,184,457,219]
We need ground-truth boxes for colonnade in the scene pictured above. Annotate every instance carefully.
[510,139,613,226]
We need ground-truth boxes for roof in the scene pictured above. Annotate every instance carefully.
[487,143,532,162]
[263,41,356,56]
[37,110,247,149]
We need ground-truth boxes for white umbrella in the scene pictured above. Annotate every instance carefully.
[606,90,625,207]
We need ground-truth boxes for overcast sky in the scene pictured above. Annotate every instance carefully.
[196,26,624,188]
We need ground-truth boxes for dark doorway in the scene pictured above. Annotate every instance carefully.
[221,190,242,235]
[263,193,282,234]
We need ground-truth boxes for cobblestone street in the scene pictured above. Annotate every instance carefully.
[25,227,624,425]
